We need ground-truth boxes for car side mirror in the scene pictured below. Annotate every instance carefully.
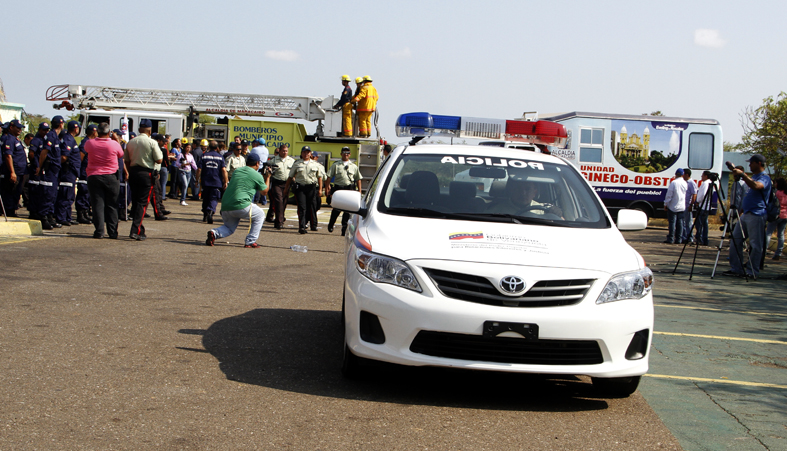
[616,209,648,231]
[330,190,367,218]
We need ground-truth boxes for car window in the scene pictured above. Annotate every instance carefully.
[378,153,608,228]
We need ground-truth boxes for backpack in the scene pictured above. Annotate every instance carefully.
[764,178,780,222]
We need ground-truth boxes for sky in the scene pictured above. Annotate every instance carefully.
[1,0,785,146]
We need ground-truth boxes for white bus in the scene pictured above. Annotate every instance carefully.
[541,112,723,219]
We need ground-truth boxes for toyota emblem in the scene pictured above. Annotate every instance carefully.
[500,276,526,295]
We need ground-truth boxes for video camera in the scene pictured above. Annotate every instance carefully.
[707,172,719,182]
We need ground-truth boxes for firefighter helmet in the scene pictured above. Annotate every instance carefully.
[341,75,351,81]
[363,75,372,82]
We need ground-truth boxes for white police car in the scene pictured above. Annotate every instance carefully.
[331,113,653,397]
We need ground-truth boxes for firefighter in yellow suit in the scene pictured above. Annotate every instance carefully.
[352,75,378,138]
[333,75,354,137]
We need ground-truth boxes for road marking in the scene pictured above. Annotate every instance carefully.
[654,331,787,345]
[0,236,47,246]
[655,304,787,318]
[645,374,787,389]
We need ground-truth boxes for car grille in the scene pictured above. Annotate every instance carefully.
[423,268,594,307]
[410,331,604,365]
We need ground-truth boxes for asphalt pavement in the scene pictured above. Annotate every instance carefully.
[1,202,784,450]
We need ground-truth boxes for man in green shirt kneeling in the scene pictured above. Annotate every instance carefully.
[206,154,271,248]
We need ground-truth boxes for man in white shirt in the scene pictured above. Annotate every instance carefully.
[663,168,687,244]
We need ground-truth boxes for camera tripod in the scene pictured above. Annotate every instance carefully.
[672,178,753,281]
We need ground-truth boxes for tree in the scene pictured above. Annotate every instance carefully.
[643,111,664,116]
[723,141,743,153]
[198,114,217,124]
[22,112,51,133]
[741,92,787,178]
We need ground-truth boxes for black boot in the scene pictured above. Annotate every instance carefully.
[78,210,91,224]
[202,212,208,223]
[207,211,214,224]
[48,214,62,228]
[40,215,53,230]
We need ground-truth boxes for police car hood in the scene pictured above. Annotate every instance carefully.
[365,215,641,274]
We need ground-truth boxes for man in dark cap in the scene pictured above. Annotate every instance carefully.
[0,119,28,217]
[284,146,323,234]
[36,115,66,228]
[26,122,50,221]
[326,146,363,236]
[196,139,227,224]
[75,124,97,224]
[724,154,772,279]
[123,118,163,240]
[54,121,82,225]
[205,153,270,248]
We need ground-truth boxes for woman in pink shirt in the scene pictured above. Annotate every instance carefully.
[84,123,124,239]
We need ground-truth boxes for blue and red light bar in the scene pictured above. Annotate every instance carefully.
[395,112,568,146]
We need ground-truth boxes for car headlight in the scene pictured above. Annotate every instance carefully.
[355,248,422,292]
[596,267,653,304]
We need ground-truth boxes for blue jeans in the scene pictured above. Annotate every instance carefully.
[159,166,168,198]
[211,204,265,245]
[729,213,766,276]
[680,209,694,242]
[666,209,684,243]
[695,210,710,245]
[766,218,787,257]
[178,171,191,202]
[168,167,180,197]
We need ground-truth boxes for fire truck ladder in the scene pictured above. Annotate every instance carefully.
[46,85,328,121]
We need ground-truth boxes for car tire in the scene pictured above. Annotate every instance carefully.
[591,375,641,397]
[341,343,367,379]
[341,286,346,327]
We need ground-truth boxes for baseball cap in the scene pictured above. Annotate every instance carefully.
[241,139,249,146]
[67,120,80,130]
[112,129,122,135]
[129,132,137,138]
[8,119,24,129]
[341,146,350,153]
[86,124,97,133]
[254,138,266,146]
[51,115,65,125]
[675,168,684,176]
[38,122,51,130]
[746,154,766,164]
[301,145,312,153]
[139,118,153,128]
[246,153,261,165]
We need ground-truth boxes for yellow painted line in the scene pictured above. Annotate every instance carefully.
[645,374,787,389]
[654,331,787,345]
[0,236,48,245]
[656,304,787,318]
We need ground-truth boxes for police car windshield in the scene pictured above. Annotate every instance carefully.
[378,153,609,228]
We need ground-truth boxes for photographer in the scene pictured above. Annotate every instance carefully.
[723,154,772,279]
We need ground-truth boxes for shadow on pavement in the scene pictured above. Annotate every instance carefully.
[186,308,611,412]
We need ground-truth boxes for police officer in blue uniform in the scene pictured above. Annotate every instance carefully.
[26,122,50,221]
[196,140,228,224]
[75,124,97,224]
[36,115,65,228]
[54,121,82,226]
[0,119,28,217]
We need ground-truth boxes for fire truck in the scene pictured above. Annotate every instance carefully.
[45,84,383,189]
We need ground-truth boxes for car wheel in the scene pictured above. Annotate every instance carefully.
[591,375,641,397]
[341,342,366,379]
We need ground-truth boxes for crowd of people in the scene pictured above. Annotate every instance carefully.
[662,154,787,279]
[0,119,365,246]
